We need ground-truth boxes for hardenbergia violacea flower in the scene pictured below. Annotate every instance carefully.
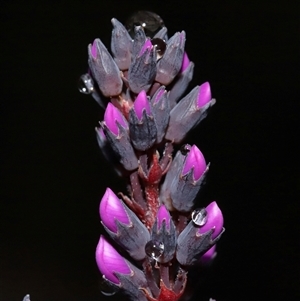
[78,10,225,301]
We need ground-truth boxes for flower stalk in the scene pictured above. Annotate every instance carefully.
[80,11,224,301]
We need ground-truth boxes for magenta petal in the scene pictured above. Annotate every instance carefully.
[198,201,223,239]
[140,39,152,55]
[197,82,212,108]
[91,39,97,59]
[157,205,171,231]
[182,145,206,181]
[180,52,190,73]
[96,236,131,284]
[134,90,151,120]
[99,188,130,233]
[104,103,128,135]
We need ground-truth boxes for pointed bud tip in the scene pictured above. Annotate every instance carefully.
[96,236,130,284]
[197,82,212,108]
[157,205,171,230]
[199,201,223,239]
[133,90,151,120]
[91,39,98,59]
[140,39,152,55]
[100,188,130,233]
[104,103,127,135]
[180,52,190,73]
[182,145,206,181]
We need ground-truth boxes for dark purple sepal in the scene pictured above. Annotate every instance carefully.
[150,86,170,144]
[168,62,194,109]
[176,221,224,266]
[159,147,188,211]
[150,218,176,263]
[88,39,123,97]
[102,200,150,261]
[170,164,209,212]
[115,266,149,301]
[100,261,149,301]
[155,31,186,85]
[165,86,216,143]
[111,18,133,70]
[128,46,157,94]
[102,122,138,171]
[129,107,157,151]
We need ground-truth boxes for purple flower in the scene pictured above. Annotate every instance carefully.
[96,235,131,284]
[182,144,207,181]
[99,187,150,260]
[133,90,151,121]
[156,31,186,85]
[160,144,208,212]
[198,201,224,239]
[165,82,216,143]
[128,39,156,94]
[104,103,128,136]
[157,204,171,231]
[99,188,130,232]
[102,103,138,171]
[110,18,133,70]
[176,201,224,266]
[129,90,157,151]
[88,39,123,97]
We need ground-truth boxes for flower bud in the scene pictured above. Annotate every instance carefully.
[150,86,170,143]
[129,90,157,151]
[128,41,157,94]
[104,103,128,136]
[88,39,123,97]
[155,31,185,85]
[161,145,208,212]
[198,201,224,239]
[111,18,132,70]
[102,103,138,171]
[131,26,146,59]
[96,236,149,301]
[182,145,207,181]
[176,202,224,266]
[150,205,177,263]
[100,188,150,260]
[165,82,216,143]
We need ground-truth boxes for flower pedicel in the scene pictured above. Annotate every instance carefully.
[79,11,225,301]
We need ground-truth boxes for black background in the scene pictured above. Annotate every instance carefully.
[1,0,299,300]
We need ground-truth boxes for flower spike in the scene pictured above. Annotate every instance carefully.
[80,12,224,301]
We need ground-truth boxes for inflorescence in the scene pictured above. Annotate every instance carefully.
[79,11,224,301]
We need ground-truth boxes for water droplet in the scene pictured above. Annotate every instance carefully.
[78,73,94,94]
[180,144,191,155]
[125,11,165,39]
[192,208,208,226]
[151,38,166,59]
[145,240,164,260]
[99,277,119,296]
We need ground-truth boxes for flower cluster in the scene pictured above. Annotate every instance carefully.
[79,11,224,301]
